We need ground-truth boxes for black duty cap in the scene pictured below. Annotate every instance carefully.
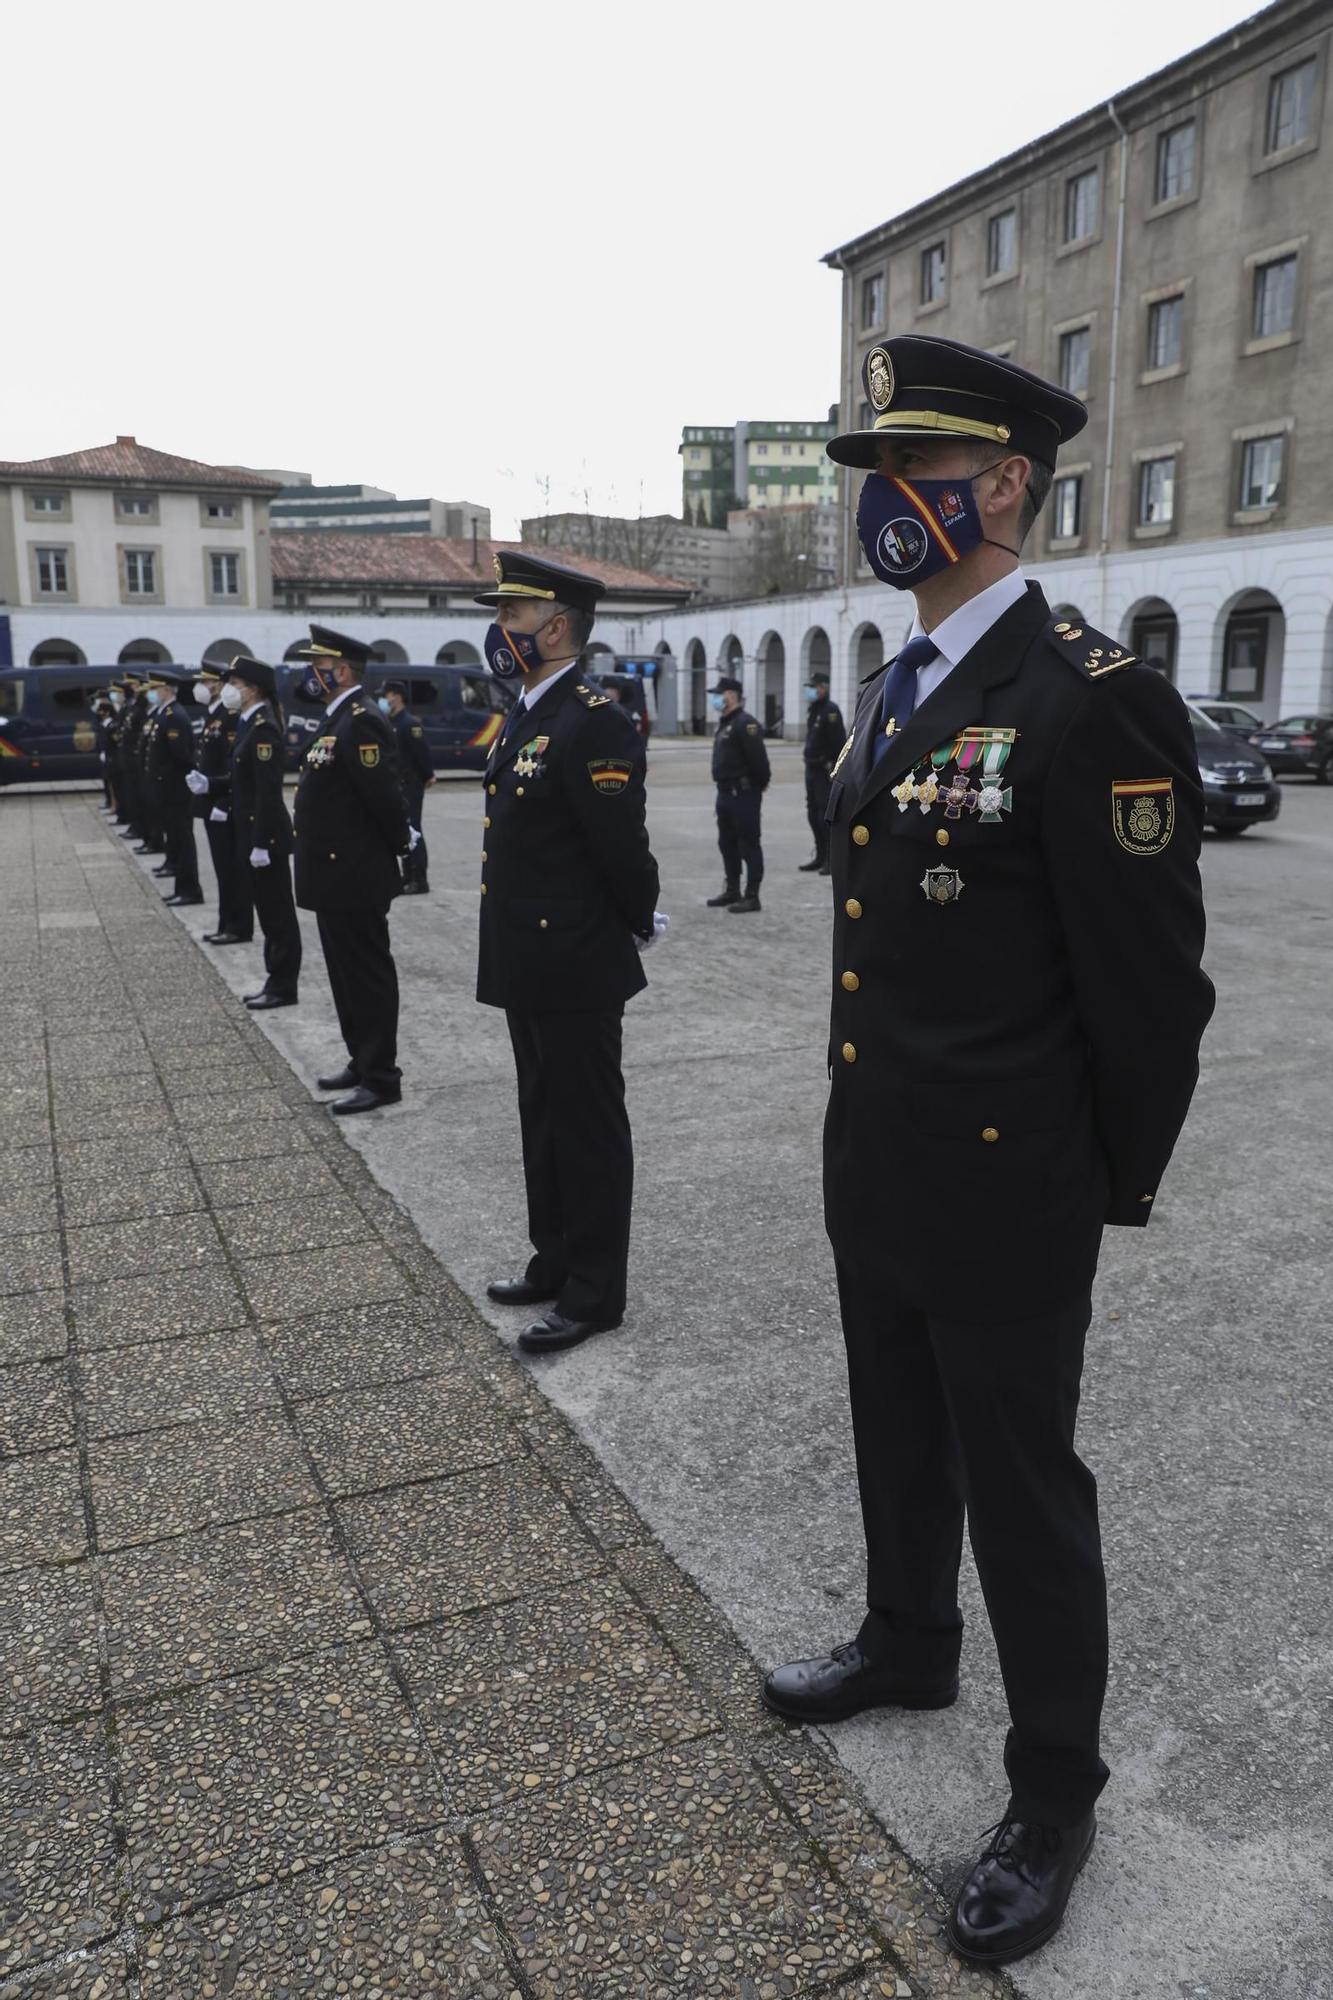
[474,549,606,614]
[224,655,278,700]
[293,623,375,666]
[711,676,743,695]
[828,333,1088,471]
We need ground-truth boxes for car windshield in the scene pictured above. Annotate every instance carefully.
[1269,717,1322,734]
[1186,703,1224,740]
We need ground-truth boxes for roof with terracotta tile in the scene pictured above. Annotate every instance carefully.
[0,439,282,492]
[270,533,694,599]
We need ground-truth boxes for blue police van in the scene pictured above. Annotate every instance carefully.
[281,662,513,773]
[0,665,111,786]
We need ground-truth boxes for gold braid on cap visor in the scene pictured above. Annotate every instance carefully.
[872,410,1012,443]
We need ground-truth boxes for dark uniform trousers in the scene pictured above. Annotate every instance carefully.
[716,785,763,893]
[804,767,832,862]
[317,905,400,1094]
[206,817,253,938]
[505,1006,631,1326]
[401,778,427,888]
[837,1263,1109,1826]
[249,859,302,1000]
[164,805,201,898]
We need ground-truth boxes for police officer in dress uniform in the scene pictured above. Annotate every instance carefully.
[114,677,146,835]
[379,680,435,894]
[292,625,412,1115]
[475,551,662,1355]
[707,677,770,913]
[185,666,254,946]
[763,336,1216,1969]
[225,657,302,1012]
[129,681,166,856]
[145,671,204,905]
[799,669,846,874]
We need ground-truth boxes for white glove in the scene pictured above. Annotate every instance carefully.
[249,846,271,869]
[209,807,229,823]
[408,826,422,850]
[636,910,670,952]
[185,770,209,795]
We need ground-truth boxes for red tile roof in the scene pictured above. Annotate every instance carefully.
[0,439,281,492]
[270,533,693,598]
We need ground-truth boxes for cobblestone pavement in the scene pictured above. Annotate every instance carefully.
[1,790,1010,1998]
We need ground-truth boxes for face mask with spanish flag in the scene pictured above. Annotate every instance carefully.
[856,466,1008,590]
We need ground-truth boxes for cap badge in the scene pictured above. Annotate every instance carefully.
[492,554,503,582]
[867,347,895,413]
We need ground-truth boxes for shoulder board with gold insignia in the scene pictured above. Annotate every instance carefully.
[1046,619,1136,679]
[573,683,612,708]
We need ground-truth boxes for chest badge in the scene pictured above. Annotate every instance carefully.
[920,865,965,905]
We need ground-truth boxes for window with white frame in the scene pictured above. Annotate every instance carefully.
[1058,326,1091,397]
[205,500,237,520]
[210,553,240,596]
[36,547,69,593]
[1063,167,1099,242]
[986,208,1017,277]
[861,272,885,327]
[1265,57,1316,153]
[117,495,154,517]
[1147,295,1184,370]
[124,550,156,594]
[1052,474,1082,540]
[920,241,947,303]
[1240,434,1285,508]
[1155,121,1196,202]
[1138,456,1176,527]
[30,491,66,515]
[1253,254,1298,337]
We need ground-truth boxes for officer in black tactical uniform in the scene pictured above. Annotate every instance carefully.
[799,668,846,874]
[145,671,203,905]
[226,657,301,1012]
[379,680,435,894]
[186,665,254,946]
[763,335,1215,1971]
[293,625,412,1115]
[475,551,662,1356]
[707,676,770,913]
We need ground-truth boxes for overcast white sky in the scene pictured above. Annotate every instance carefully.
[7,0,1255,535]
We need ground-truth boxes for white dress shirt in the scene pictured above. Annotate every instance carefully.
[519,659,580,712]
[325,685,359,719]
[912,568,1029,704]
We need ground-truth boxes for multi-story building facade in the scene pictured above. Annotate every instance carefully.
[680,427,740,527]
[823,0,1333,715]
[0,439,280,665]
[680,420,838,524]
[269,479,491,541]
[521,511,740,597]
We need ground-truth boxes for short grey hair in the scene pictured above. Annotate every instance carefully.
[553,601,595,650]
[966,442,1051,546]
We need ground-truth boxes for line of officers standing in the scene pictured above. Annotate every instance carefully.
[93,631,436,1115]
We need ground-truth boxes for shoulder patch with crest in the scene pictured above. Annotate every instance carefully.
[746,722,760,735]
[359,743,380,768]
[411,725,423,737]
[256,741,273,761]
[1112,778,1174,856]
[588,758,633,794]
[1048,619,1136,679]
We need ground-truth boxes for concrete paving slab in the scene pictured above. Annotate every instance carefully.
[78,1326,281,1439]
[0,1565,103,1733]
[0,1450,87,1572]
[291,1366,521,1496]
[0,1291,69,1367]
[0,1724,119,1979]
[88,1412,319,1550]
[0,1359,75,1455]
[69,1266,246,1350]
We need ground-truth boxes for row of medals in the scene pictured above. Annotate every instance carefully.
[890,745,1013,824]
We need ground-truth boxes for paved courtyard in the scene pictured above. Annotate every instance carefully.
[3,746,1330,1998]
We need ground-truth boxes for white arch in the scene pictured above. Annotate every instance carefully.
[371,638,409,665]
[118,638,172,665]
[436,641,481,665]
[28,638,87,666]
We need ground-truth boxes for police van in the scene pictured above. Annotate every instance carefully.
[282,662,513,773]
[0,666,110,785]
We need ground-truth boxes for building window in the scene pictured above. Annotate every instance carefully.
[117,494,154,518]
[210,553,240,596]
[205,500,237,520]
[1240,434,1285,509]
[1052,475,1082,540]
[1058,326,1091,397]
[30,491,66,515]
[986,208,1017,277]
[920,241,947,303]
[1138,456,1176,527]
[1155,121,1196,201]
[861,272,885,327]
[755,444,768,456]
[1147,296,1184,370]
[1063,167,1099,242]
[1253,254,1298,338]
[781,444,792,456]
[124,550,156,594]
[36,547,70,594]
[1265,57,1316,153]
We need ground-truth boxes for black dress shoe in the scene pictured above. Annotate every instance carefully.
[763,1640,958,1723]
[151,864,173,876]
[244,991,298,1010]
[486,1276,562,1307]
[317,1065,358,1092]
[330,1085,401,1115]
[948,1812,1096,1966]
[400,881,429,895]
[205,931,252,945]
[817,863,832,876]
[118,828,140,840]
[798,856,824,871]
[519,1309,621,1354]
[134,844,164,856]
[727,895,762,914]
[165,894,204,906]
[706,885,741,907]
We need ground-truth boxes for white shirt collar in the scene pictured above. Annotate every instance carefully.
[240,700,264,720]
[521,660,580,710]
[910,568,1028,666]
[326,685,359,717]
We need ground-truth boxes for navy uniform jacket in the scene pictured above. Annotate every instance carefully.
[146,699,196,812]
[476,672,660,1013]
[194,702,240,817]
[231,704,292,857]
[293,692,409,912]
[712,707,771,789]
[823,583,1215,1313]
[390,707,434,797]
[804,694,847,771]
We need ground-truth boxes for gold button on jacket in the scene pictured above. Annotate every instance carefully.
[845,897,863,919]
[842,1042,857,1063]
[841,970,860,992]
[852,824,870,846]
[981,1126,999,1143]
[936,828,950,847]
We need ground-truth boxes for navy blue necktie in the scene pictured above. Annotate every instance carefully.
[872,636,939,763]
[498,699,526,750]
